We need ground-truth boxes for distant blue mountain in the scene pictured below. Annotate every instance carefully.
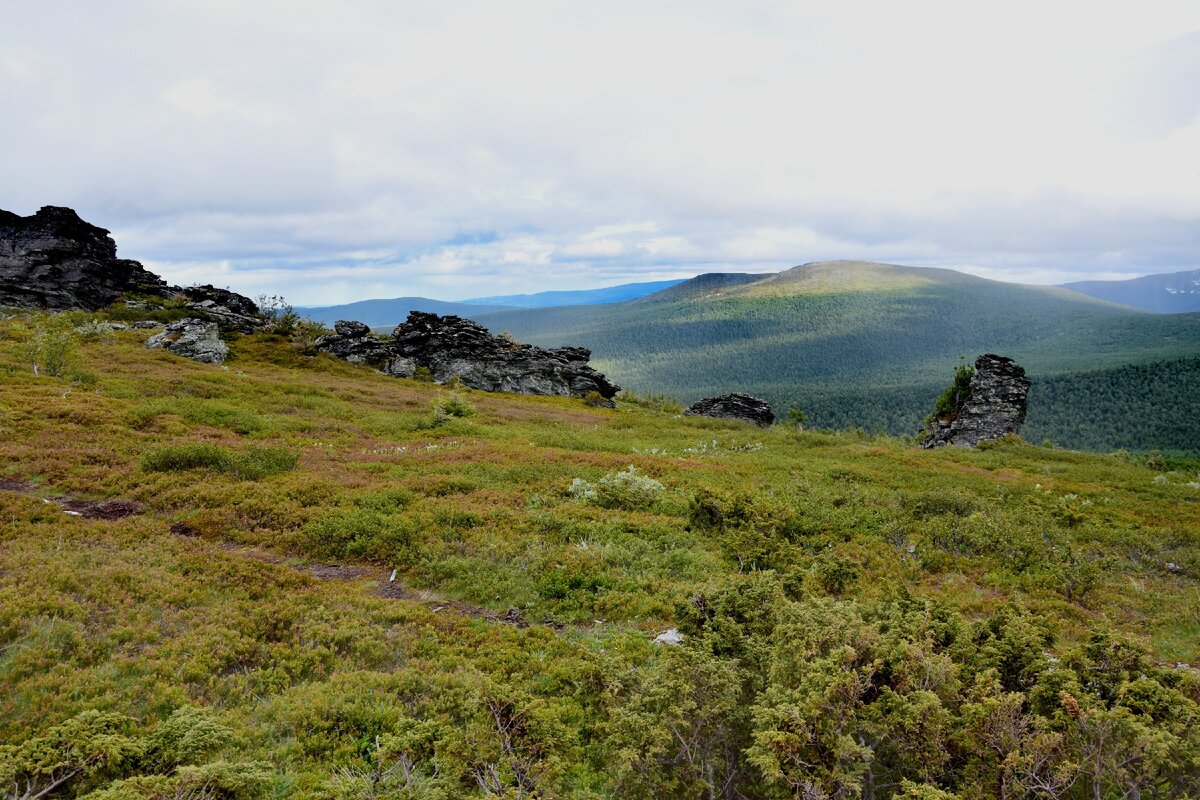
[294,297,513,328]
[462,279,687,308]
[1059,268,1200,313]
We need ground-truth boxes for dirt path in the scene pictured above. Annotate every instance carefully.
[0,476,145,520]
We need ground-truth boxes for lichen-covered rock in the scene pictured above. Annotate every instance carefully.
[685,393,775,426]
[923,354,1030,448]
[0,206,170,309]
[315,311,620,399]
[182,285,262,333]
[146,318,229,364]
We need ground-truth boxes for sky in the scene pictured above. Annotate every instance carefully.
[3,1,1199,305]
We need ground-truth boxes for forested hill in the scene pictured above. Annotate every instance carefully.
[477,261,1200,455]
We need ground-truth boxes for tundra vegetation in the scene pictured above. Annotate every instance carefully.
[0,311,1198,799]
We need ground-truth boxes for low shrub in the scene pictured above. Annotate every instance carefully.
[432,391,475,425]
[301,507,416,561]
[570,466,664,510]
[142,443,297,480]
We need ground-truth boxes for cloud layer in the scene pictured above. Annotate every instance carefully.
[3,1,1198,303]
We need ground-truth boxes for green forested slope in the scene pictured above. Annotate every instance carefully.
[478,263,1200,453]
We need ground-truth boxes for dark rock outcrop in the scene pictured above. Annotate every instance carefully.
[182,285,262,333]
[0,206,170,309]
[923,354,1030,448]
[1,206,264,334]
[313,320,394,365]
[315,311,620,399]
[146,318,229,364]
[685,393,775,426]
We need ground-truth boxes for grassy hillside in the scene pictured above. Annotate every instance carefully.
[1,312,1199,798]
[477,262,1200,454]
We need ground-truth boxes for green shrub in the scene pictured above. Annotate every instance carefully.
[17,311,78,377]
[617,389,684,414]
[258,294,300,336]
[142,443,234,473]
[432,391,475,425]
[301,508,416,561]
[142,443,297,480]
[926,359,975,423]
[811,552,860,596]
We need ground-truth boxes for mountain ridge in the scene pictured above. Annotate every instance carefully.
[1060,268,1200,313]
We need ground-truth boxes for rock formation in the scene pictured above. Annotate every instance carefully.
[146,318,230,364]
[0,206,264,333]
[315,311,620,399]
[685,393,775,426]
[923,354,1030,448]
[0,206,169,309]
[181,285,262,333]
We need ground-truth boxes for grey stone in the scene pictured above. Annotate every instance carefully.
[146,318,229,364]
[384,356,417,377]
[334,319,372,337]
[685,393,775,426]
[923,354,1031,448]
[132,320,164,329]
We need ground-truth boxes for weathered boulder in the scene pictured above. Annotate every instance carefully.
[685,393,775,426]
[0,206,170,309]
[146,318,229,364]
[391,312,620,398]
[923,354,1030,448]
[182,285,262,333]
[314,311,620,399]
[313,320,393,364]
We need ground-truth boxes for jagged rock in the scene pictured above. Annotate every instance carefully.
[391,312,620,398]
[685,393,775,426]
[314,312,620,399]
[0,207,265,334]
[314,319,392,364]
[133,320,164,329]
[146,318,229,364]
[923,354,1030,448]
[182,285,263,333]
[0,206,170,309]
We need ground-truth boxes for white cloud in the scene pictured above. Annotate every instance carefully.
[2,0,1198,303]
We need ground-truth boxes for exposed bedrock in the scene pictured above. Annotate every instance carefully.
[0,206,169,310]
[923,353,1030,448]
[685,393,775,426]
[315,311,620,399]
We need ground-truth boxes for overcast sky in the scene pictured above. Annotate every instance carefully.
[3,1,1199,304]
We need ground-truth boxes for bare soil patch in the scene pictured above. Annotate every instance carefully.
[0,475,144,520]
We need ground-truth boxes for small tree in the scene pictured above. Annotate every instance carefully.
[785,407,806,429]
[929,358,975,421]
